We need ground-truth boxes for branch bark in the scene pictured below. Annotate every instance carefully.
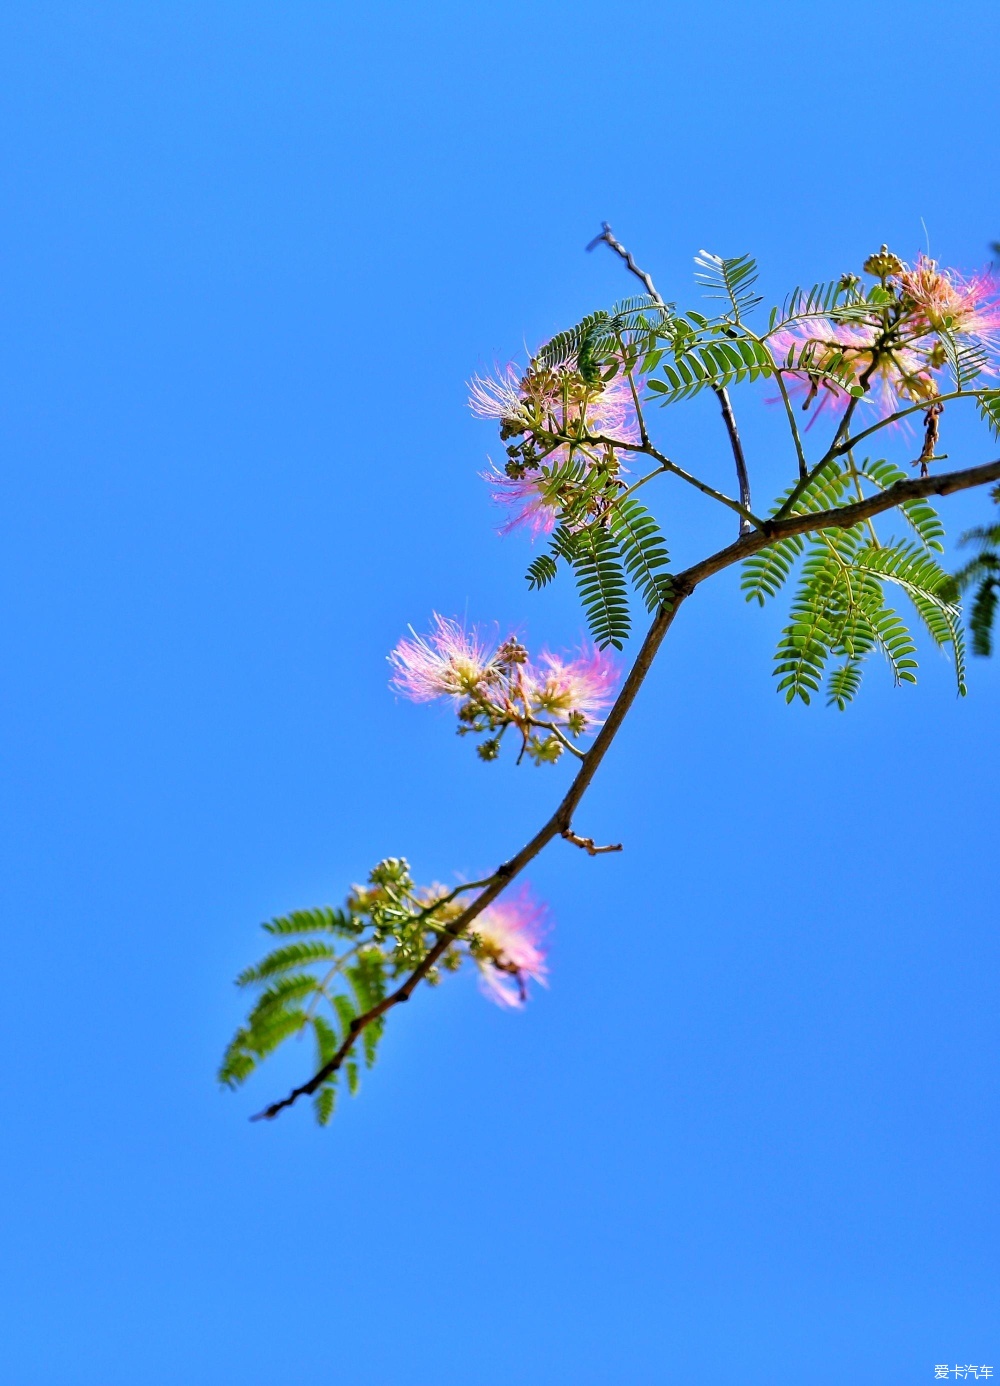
[253,453,1000,1120]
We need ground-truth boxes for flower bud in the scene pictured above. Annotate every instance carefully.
[863,245,904,279]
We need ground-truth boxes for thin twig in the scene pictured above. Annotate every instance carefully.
[586,222,662,301]
[588,221,754,536]
[253,453,1000,1120]
[561,828,624,856]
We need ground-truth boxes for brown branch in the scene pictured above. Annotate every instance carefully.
[586,221,663,302]
[683,456,1000,589]
[714,385,753,536]
[561,828,624,856]
[587,221,753,537]
[253,452,1000,1121]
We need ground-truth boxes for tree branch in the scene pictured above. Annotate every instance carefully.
[561,828,623,856]
[253,452,1000,1121]
[587,221,753,537]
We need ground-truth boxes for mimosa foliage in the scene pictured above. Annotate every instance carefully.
[225,240,1000,1125]
[220,858,470,1125]
[952,485,1000,655]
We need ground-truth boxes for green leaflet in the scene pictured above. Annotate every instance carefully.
[852,541,965,695]
[533,297,671,372]
[525,553,558,590]
[860,458,945,552]
[607,498,673,613]
[262,905,361,938]
[770,277,867,332]
[969,576,999,656]
[939,330,988,391]
[952,487,1000,655]
[978,391,1000,438]
[647,333,772,405]
[826,659,865,711]
[218,1006,309,1088]
[314,1086,336,1126]
[774,540,855,703]
[741,535,805,605]
[693,251,762,323]
[571,525,631,650]
[235,939,339,986]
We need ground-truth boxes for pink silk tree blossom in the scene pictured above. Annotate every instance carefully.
[388,614,500,702]
[523,645,618,722]
[768,319,937,425]
[470,890,549,1008]
[770,254,1000,428]
[470,357,642,536]
[899,255,1000,348]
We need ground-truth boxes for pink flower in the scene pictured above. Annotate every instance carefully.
[388,615,499,702]
[468,363,525,424]
[470,890,549,1008]
[470,357,641,536]
[899,255,1000,347]
[482,466,561,537]
[469,360,640,441]
[524,645,619,721]
[769,319,936,425]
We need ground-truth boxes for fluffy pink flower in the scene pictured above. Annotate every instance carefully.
[483,467,561,537]
[388,615,498,702]
[470,358,641,536]
[769,318,935,425]
[469,360,640,441]
[900,255,1000,347]
[468,363,525,423]
[471,890,549,1008]
[524,645,619,721]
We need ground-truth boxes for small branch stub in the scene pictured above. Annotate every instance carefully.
[561,827,624,857]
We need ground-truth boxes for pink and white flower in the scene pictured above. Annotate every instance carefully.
[482,466,562,537]
[769,254,1000,429]
[470,890,549,1008]
[388,614,499,702]
[899,255,1000,347]
[470,357,642,536]
[769,318,936,424]
[468,360,640,440]
[523,645,619,721]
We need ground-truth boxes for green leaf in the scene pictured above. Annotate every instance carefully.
[235,939,339,987]
[978,390,1000,438]
[693,251,762,323]
[247,973,320,1023]
[826,659,864,710]
[607,498,673,613]
[860,458,945,552]
[314,1085,337,1126]
[571,525,631,649]
[741,535,805,605]
[526,553,558,590]
[263,906,361,939]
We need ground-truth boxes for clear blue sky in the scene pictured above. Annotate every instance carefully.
[0,4,996,1382]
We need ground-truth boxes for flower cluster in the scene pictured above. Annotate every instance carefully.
[469,354,641,536]
[389,614,618,765]
[770,249,1000,436]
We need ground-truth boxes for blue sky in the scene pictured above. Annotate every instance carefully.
[0,3,997,1382]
